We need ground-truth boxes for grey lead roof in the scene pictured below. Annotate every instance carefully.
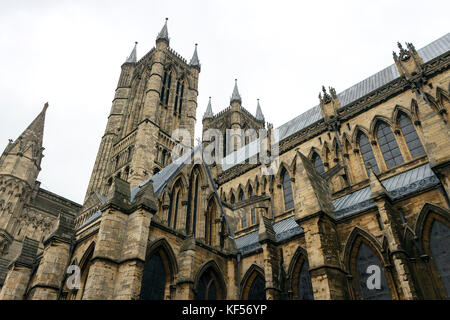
[222,33,450,170]
[235,215,304,255]
[333,163,439,218]
[235,162,440,254]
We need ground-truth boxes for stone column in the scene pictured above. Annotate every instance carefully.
[175,236,196,299]
[28,214,74,300]
[293,151,349,300]
[0,237,38,300]
[258,213,280,300]
[82,178,157,300]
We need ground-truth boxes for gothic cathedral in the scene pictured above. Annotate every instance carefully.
[0,20,449,300]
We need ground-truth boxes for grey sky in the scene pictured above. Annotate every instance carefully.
[0,0,448,204]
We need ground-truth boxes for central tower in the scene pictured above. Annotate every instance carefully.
[83,19,200,205]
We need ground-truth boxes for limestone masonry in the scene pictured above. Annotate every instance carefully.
[0,20,449,300]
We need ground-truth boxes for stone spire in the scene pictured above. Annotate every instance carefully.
[125,42,138,63]
[255,99,264,121]
[9,102,49,155]
[230,79,241,104]
[189,43,200,69]
[203,97,214,119]
[156,18,169,44]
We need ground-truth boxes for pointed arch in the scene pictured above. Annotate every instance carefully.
[194,259,227,300]
[352,125,371,146]
[145,238,179,280]
[343,227,393,300]
[241,264,266,300]
[168,177,186,230]
[436,85,450,114]
[205,195,219,246]
[356,128,379,175]
[187,164,204,236]
[70,241,95,300]
[245,179,254,198]
[287,247,314,300]
[140,238,178,300]
[413,203,450,297]
[342,133,353,154]
[395,109,426,158]
[279,166,294,211]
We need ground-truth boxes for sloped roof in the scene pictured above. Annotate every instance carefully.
[222,33,450,170]
[235,215,304,254]
[235,162,440,254]
[333,163,439,218]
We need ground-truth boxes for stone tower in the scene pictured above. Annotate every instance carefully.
[202,80,266,157]
[0,103,48,257]
[83,18,201,205]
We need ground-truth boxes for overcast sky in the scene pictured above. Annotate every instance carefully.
[0,0,448,204]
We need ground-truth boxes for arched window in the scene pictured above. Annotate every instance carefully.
[195,267,223,300]
[238,189,245,202]
[205,198,216,246]
[358,132,379,175]
[248,274,266,300]
[398,112,425,158]
[187,174,199,235]
[291,254,314,300]
[298,260,314,300]
[140,252,166,300]
[376,122,403,169]
[230,193,235,204]
[312,152,325,175]
[161,149,167,166]
[429,220,450,296]
[174,80,185,114]
[282,169,294,211]
[168,188,181,229]
[355,242,391,300]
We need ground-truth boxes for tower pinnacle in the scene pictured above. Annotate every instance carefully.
[230,79,241,104]
[156,18,169,44]
[255,99,264,121]
[125,42,138,63]
[189,43,201,70]
[203,97,214,119]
